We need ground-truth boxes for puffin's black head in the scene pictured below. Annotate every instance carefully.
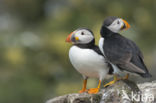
[103,16,118,26]
[66,28,95,45]
[101,16,130,34]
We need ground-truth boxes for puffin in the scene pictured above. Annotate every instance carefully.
[99,16,152,87]
[66,28,111,94]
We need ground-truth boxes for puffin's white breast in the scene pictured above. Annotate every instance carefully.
[99,37,105,56]
[69,46,109,79]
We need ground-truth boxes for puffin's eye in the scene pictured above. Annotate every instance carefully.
[81,32,84,35]
[117,21,120,24]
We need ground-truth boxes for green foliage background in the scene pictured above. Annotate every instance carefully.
[0,0,155,103]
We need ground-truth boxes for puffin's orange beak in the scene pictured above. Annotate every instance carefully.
[122,19,130,30]
[65,32,73,43]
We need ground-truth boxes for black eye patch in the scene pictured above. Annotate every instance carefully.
[117,21,120,24]
[81,32,84,35]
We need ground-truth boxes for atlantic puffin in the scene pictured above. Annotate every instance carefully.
[66,28,111,94]
[99,16,152,87]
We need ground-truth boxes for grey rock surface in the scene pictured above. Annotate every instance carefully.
[138,81,156,103]
[46,80,156,103]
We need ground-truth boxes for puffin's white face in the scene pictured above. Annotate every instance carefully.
[66,29,94,44]
[107,18,125,33]
[73,29,94,44]
[106,18,130,33]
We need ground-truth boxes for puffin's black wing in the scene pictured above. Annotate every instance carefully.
[92,45,104,56]
[104,34,151,78]
[92,45,114,74]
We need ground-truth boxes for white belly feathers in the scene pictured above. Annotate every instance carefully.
[69,46,109,79]
[99,37,105,56]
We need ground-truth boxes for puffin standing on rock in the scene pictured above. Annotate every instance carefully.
[99,16,152,87]
[66,28,111,94]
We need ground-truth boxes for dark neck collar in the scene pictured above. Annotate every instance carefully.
[74,39,95,49]
[100,26,114,38]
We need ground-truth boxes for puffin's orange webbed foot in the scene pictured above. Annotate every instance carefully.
[87,80,101,94]
[88,88,99,94]
[79,89,88,93]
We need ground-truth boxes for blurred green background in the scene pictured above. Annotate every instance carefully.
[0,0,156,103]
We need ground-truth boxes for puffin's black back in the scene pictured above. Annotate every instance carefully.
[100,24,152,78]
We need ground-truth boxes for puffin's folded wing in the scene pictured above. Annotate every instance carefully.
[104,34,150,75]
[117,62,146,74]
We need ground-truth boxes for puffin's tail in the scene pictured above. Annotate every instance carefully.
[140,72,152,78]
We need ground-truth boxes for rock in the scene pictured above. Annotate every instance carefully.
[46,93,102,103]
[138,81,156,103]
[100,80,140,103]
[46,80,156,103]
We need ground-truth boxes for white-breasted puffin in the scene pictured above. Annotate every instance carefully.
[66,28,111,94]
[99,16,152,87]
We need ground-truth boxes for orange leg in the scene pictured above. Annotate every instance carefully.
[88,80,101,94]
[104,75,119,87]
[104,74,129,87]
[122,73,129,80]
[79,79,88,93]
